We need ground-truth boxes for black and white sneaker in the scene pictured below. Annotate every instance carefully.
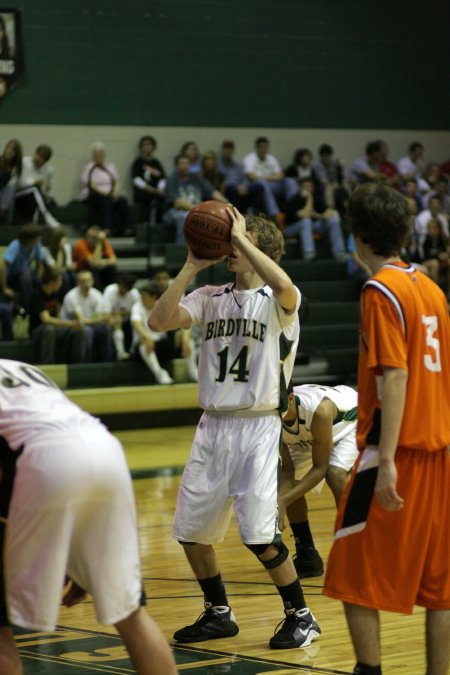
[293,547,324,578]
[173,604,239,643]
[269,607,321,649]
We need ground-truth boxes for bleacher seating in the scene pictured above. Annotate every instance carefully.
[0,217,360,391]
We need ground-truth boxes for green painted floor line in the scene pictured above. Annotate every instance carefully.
[16,624,352,674]
[130,465,185,480]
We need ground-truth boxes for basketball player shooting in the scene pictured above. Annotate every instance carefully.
[148,206,321,649]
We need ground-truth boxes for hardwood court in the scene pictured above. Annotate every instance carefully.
[18,425,430,674]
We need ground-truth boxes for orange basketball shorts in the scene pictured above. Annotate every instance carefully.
[323,445,450,613]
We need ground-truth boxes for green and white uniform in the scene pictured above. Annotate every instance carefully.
[173,283,301,545]
[283,384,358,493]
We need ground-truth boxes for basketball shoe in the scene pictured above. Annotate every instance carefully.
[269,607,321,649]
[173,603,239,643]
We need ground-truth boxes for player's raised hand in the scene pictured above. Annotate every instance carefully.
[186,248,227,269]
[226,206,246,241]
[375,458,404,511]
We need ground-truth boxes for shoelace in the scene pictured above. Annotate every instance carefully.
[272,613,305,635]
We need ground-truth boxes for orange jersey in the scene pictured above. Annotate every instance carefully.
[357,261,450,452]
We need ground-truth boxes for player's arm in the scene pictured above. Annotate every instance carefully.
[375,366,408,511]
[280,399,336,506]
[227,206,298,313]
[149,251,221,331]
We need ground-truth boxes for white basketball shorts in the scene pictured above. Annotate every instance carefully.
[6,427,142,630]
[173,412,282,545]
[289,424,358,493]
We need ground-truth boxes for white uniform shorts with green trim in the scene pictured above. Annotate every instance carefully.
[173,412,282,545]
[289,425,358,494]
[6,428,143,631]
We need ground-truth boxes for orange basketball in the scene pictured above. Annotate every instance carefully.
[184,201,232,259]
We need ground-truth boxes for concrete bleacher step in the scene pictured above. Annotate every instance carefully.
[300,323,359,350]
[307,301,359,325]
[296,280,360,302]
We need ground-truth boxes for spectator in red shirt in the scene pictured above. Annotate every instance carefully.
[72,226,117,290]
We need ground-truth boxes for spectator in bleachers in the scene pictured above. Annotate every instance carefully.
[0,299,13,340]
[378,140,400,187]
[179,141,202,174]
[420,218,450,289]
[80,141,133,236]
[0,139,22,225]
[131,280,174,384]
[131,135,166,223]
[401,177,424,216]
[415,194,449,258]
[30,266,87,364]
[0,222,44,312]
[440,157,450,180]
[217,139,263,214]
[42,226,76,298]
[397,141,425,181]
[61,269,114,362]
[285,148,321,188]
[102,273,140,361]
[14,145,61,228]
[163,155,227,244]
[131,280,198,384]
[151,265,172,293]
[284,178,347,261]
[345,140,384,189]
[243,136,293,227]
[420,162,442,196]
[72,226,117,291]
[424,175,450,216]
[201,150,225,193]
[312,143,348,217]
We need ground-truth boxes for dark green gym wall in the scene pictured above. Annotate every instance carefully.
[1,0,449,129]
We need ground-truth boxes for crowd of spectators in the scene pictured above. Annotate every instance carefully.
[0,134,449,371]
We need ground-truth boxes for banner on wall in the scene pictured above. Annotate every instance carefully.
[0,8,24,100]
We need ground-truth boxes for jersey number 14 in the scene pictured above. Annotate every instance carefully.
[216,346,250,382]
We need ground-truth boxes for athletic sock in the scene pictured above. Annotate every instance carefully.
[290,520,315,551]
[276,578,306,613]
[198,573,228,608]
[353,663,382,674]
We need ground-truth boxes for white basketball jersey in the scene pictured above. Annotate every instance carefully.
[0,359,103,450]
[180,283,301,412]
[283,384,358,449]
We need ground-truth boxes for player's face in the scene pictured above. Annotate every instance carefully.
[227,232,257,272]
[283,393,298,424]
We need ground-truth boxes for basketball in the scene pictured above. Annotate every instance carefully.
[184,201,232,259]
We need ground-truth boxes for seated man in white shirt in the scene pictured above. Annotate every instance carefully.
[62,270,114,362]
[14,145,60,228]
[102,274,140,361]
[131,281,198,385]
[243,137,295,226]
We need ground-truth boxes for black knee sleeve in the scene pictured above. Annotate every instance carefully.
[245,543,271,556]
[246,542,289,569]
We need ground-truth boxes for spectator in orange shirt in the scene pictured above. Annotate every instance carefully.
[72,226,117,291]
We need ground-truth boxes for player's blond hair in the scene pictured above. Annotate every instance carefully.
[245,215,285,263]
